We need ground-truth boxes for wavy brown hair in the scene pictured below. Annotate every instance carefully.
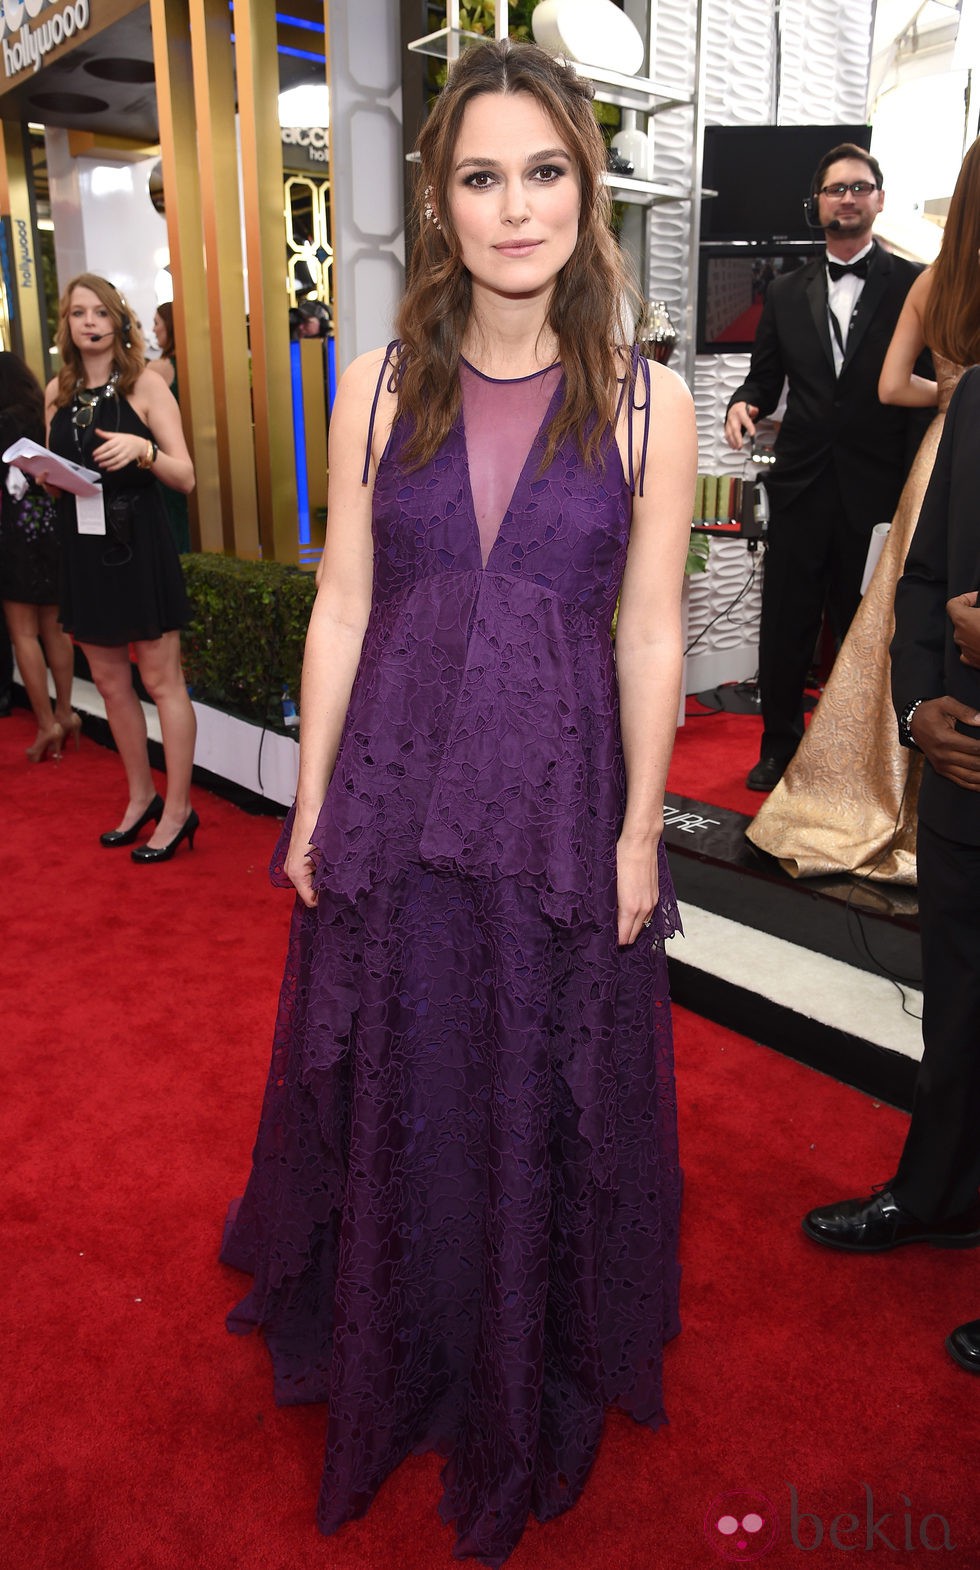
[53,273,146,408]
[922,135,980,367]
[395,39,640,472]
[154,300,176,358]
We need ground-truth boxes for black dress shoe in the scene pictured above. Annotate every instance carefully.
[100,793,164,848]
[946,1319,980,1374]
[131,808,199,863]
[802,1187,980,1253]
[746,756,785,792]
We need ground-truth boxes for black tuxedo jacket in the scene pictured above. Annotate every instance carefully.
[729,243,931,529]
[891,366,980,846]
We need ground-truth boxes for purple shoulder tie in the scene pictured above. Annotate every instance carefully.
[627,347,652,499]
[361,340,400,487]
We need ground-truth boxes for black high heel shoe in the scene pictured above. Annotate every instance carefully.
[131,809,199,864]
[100,793,164,848]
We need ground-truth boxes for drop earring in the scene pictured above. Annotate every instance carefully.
[423,185,441,230]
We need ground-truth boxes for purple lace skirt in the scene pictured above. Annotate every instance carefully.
[222,856,681,1566]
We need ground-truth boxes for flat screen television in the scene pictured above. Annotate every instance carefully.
[696,243,823,354]
[700,123,873,243]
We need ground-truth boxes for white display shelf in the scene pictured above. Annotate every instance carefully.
[603,172,693,207]
[406,25,490,60]
[570,61,689,115]
[406,26,689,114]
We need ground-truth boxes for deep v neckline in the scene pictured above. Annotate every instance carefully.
[457,359,564,569]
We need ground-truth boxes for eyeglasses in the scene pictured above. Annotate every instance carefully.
[71,370,119,437]
[818,181,878,199]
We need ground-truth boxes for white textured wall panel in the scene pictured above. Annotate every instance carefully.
[329,0,405,371]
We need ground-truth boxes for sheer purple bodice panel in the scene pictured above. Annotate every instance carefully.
[221,349,682,1567]
[459,358,562,565]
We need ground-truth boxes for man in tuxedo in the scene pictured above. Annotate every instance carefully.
[803,367,980,1373]
[725,144,930,791]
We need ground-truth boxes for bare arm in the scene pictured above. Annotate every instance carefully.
[44,377,59,442]
[93,369,195,493]
[284,347,395,906]
[42,378,63,495]
[878,270,937,408]
[614,362,698,946]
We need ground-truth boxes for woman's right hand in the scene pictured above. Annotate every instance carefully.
[284,806,320,907]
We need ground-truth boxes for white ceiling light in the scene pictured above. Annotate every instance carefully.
[277,84,329,129]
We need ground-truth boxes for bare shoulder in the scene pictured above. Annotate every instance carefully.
[623,357,695,447]
[332,345,399,468]
[43,376,61,431]
[646,359,695,421]
[615,348,694,420]
[134,365,174,404]
[146,356,175,387]
[337,344,398,404]
[908,267,933,307]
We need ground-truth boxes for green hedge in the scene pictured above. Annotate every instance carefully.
[180,554,316,731]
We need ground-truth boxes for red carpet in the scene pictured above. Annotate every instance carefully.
[2,707,976,1569]
[714,301,765,343]
[668,699,766,817]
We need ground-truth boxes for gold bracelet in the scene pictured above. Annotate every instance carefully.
[137,439,158,470]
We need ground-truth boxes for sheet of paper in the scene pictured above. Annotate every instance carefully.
[75,490,106,536]
[1,437,103,497]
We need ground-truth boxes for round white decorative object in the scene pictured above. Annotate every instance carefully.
[531,0,645,77]
[531,0,565,53]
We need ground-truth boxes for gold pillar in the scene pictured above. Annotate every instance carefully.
[149,0,223,553]
[233,0,299,563]
[188,0,261,559]
[0,122,45,380]
[299,336,329,525]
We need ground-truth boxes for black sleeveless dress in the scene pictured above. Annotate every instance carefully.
[0,408,60,604]
[50,384,190,646]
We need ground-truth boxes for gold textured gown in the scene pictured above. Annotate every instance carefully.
[746,355,963,882]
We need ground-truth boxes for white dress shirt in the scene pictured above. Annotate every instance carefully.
[826,239,874,375]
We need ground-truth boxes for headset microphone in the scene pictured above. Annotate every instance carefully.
[802,195,842,231]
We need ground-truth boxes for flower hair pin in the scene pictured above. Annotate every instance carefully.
[423,185,441,230]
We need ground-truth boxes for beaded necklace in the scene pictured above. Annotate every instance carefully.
[71,369,120,456]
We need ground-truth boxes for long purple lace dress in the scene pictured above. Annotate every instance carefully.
[221,349,682,1566]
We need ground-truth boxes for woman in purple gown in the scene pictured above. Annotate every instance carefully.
[222,40,696,1566]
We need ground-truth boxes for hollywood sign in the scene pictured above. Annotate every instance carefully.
[1,0,91,78]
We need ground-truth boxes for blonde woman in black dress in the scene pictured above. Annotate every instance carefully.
[46,274,198,861]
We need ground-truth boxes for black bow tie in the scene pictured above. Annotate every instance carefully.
[827,254,872,282]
